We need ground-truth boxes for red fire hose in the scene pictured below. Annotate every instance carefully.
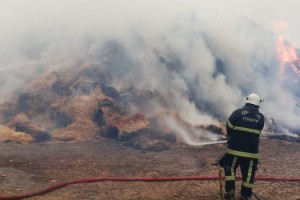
[0,175,299,200]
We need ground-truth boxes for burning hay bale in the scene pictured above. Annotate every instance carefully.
[0,102,16,124]
[0,67,127,144]
[0,66,224,149]
[195,123,226,139]
[52,120,99,142]
[7,113,51,142]
[266,134,300,143]
[15,93,34,113]
[98,113,176,151]
[121,128,176,151]
[7,113,29,125]
[14,72,64,118]
[47,84,121,142]
[0,125,33,144]
[100,83,120,99]
[98,113,150,140]
[112,113,150,139]
[100,125,119,140]
[202,124,225,135]
[49,107,73,129]
[50,95,101,142]
[15,123,50,142]
[93,108,105,127]
[51,79,73,96]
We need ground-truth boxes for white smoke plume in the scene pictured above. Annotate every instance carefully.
[0,0,299,137]
[162,115,221,145]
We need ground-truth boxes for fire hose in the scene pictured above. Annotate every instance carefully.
[0,175,299,200]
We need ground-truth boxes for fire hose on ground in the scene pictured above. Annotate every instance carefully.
[0,175,299,200]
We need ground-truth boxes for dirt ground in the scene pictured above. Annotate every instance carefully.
[0,138,299,200]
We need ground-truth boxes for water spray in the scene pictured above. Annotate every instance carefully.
[194,140,227,146]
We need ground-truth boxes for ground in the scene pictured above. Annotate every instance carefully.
[0,138,299,200]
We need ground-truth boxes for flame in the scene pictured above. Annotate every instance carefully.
[276,35,300,80]
[274,20,300,80]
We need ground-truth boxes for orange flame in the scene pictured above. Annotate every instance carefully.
[276,35,300,80]
[274,20,300,80]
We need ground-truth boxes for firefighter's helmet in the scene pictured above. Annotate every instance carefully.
[245,93,264,106]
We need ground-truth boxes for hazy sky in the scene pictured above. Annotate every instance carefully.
[1,0,299,45]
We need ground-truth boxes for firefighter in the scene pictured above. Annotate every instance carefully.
[219,93,265,200]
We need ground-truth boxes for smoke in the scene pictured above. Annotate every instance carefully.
[1,0,300,137]
[162,115,222,145]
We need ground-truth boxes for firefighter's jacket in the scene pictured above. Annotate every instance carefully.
[226,103,265,159]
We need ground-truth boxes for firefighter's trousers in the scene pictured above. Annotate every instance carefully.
[222,154,258,197]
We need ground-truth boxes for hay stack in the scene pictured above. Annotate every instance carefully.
[0,66,222,149]
[51,95,101,142]
[7,113,51,141]
[0,125,33,144]
[52,120,99,142]
[112,113,150,139]
[7,113,29,126]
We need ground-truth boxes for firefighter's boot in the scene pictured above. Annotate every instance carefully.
[224,190,235,200]
[240,196,252,200]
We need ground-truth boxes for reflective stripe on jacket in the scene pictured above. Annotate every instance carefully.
[226,104,264,158]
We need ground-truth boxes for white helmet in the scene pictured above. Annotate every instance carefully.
[245,93,264,106]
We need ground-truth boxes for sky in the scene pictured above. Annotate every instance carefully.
[0,0,300,135]
[1,0,299,44]
[0,0,300,42]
